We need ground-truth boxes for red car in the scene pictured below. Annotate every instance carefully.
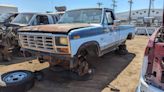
[136,27,164,92]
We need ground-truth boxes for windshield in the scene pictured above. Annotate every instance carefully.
[0,13,12,22]
[58,9,102,24]
[12,13,34,24]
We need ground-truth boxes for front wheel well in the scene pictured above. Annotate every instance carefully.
[76,41,100,57]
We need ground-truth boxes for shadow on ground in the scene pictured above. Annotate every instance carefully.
[29,51,136,92]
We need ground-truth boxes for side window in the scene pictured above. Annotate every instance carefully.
[35,15,49,25]
[103,16,108,25]
[105,12,114,25]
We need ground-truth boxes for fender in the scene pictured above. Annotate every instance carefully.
[76,41,101,57]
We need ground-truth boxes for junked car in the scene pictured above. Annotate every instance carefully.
[136,27,164,92]
[0,12,64,61]
[0,13,18,42]
[0,13,18,29]
[18,8,135,76]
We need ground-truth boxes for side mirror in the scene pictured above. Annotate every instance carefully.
[114,20,121,26]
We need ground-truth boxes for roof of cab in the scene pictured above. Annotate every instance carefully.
[18,12,63,16]
[66,8,113,12]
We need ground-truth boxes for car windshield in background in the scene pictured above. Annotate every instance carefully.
[0,13,12,22]
[58,9,102,24]
[12,13,33,24]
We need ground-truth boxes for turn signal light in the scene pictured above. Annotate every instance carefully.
[57,48,69,53]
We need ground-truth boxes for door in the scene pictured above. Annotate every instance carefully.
[103,11,119,50]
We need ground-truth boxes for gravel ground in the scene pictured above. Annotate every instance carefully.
[0,36,148,92]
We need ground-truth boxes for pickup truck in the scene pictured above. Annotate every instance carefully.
[18,8,135,76]
[0,12,64,61]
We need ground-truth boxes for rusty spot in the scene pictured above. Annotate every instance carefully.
[19,24,92,33]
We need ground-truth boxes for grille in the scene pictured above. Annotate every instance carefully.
[20,33,56,53]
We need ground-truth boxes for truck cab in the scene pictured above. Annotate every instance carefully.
[18,8,135,76]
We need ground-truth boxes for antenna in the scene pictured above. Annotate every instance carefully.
[128,0,133,24]
[151,0,155,10]
[148,0,153,17]
[111,0,117,12]
[97,2,103,8]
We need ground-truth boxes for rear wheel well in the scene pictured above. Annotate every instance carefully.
[127,33,133,40]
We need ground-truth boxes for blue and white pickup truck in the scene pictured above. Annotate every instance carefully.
[18,8,135,76]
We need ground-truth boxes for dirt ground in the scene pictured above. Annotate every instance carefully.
[0,36,148,92]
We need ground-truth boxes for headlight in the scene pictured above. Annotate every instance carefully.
[55,36,68,46]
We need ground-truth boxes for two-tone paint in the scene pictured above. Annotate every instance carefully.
[18,8,135,60]
[69,24,135,57]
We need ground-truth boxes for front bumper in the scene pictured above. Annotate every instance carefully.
[21,48,73,61]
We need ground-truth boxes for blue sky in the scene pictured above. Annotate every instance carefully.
[0,0,163,13]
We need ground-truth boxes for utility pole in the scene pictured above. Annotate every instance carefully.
[97,2,103,8]
[112,0,117,13]
[148,0,152,17]
[151,0,155,10]
[128,0,133,24]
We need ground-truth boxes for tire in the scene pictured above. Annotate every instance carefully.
[0,70,35,92]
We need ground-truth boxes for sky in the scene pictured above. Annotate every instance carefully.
[0,0,163,13]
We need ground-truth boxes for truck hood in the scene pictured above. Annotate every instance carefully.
[18,24,92,33]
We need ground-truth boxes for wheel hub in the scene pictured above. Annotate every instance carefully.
[3,72,28,83]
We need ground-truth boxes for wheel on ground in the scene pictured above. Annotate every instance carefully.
[0,70,35,92]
